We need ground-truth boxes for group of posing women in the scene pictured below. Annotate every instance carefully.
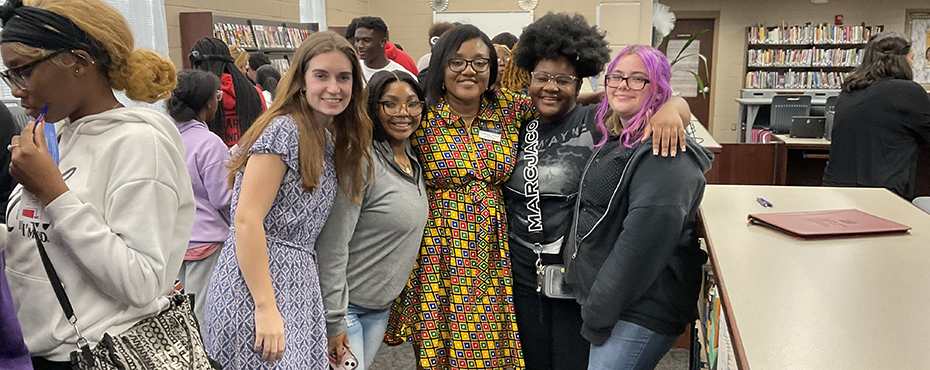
[0,1,716,369]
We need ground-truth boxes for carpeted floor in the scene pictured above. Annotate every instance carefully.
[368,341,690,370]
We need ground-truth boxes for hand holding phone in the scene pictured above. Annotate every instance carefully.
[328,348,358,370]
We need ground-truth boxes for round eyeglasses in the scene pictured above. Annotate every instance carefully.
[530,72,579,87]
[0,49,69,91]
[379,100,425,116]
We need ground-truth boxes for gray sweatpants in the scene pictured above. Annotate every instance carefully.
[177,249,222,336]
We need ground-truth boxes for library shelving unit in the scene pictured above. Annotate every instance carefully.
[179,12,318,75]
[744,23,883,90]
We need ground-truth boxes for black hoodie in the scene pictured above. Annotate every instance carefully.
[564,136,713,345]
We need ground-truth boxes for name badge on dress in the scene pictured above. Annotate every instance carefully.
[478,127,501,142]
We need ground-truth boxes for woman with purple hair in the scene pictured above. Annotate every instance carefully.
[563,45,714,370]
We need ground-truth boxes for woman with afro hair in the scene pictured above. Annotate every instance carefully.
[502,12,693,370]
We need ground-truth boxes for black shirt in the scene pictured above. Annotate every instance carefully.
[504,104,601,259]
[823,79,930,200]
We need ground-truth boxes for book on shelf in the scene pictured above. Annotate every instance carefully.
[745,70,846,89]
[213,23,256,48]
[213,22,315,51]
[748,23,883,45]
[271,58,291,75]
[748,47,862,68]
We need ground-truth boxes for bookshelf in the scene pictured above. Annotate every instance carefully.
[179,12,319,75]
[744,23,883,90]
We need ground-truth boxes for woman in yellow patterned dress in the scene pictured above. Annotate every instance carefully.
[385,24,532,370]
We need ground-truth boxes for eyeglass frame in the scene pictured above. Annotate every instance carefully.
[530,71,580,87]
[447,58,491,73]
[379,100,426,116]
[604,74,651,91]
[0,49,70,91]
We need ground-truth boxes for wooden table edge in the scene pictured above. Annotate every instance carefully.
[698,207,751,370]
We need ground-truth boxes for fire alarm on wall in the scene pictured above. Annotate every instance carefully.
[835,15,844,25]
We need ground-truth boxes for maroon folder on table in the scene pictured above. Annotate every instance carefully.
[748,209,911,239]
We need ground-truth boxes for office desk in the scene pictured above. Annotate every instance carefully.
[698,185,930,370]
[736,96,831,143]
[770,135,831,186]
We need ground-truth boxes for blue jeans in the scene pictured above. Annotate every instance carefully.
[345,303,391,370]
[587,320,678,370]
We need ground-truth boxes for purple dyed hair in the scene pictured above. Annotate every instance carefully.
[595,45,672,148]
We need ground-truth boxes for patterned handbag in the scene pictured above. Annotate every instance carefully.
[32,233,219,369]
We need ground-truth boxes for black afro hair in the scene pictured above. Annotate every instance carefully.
[514,12,610,78]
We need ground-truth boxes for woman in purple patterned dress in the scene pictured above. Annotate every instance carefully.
[204,32,372,369]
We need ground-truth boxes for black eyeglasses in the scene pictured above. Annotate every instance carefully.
[530,72,579,87]
[379,100,425,116]
[448,58,491,73]
[605,74,650,91]
[0,49,68,91]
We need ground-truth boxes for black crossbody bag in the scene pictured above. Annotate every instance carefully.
[31,225,220,369]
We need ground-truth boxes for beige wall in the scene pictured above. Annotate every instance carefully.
[164,0,300,68]
[661,0,926,142]
[328,0,369,27]
[365,0,608,68]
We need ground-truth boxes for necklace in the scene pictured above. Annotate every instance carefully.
[395,155,413,176]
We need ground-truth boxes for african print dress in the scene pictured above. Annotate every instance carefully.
[386,89,535,370]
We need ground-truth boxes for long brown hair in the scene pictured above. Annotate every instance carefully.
[228,31,372,203]
[843,31,914,92]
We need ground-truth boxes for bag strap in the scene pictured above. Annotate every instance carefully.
[32,225,96,365]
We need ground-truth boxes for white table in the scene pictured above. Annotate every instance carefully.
[699,185,930,370]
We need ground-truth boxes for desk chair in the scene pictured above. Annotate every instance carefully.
[913,197,930,215]
[823,96,838,141]
[769,95,811,134]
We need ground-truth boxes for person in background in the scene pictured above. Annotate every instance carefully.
[492,44,511,90]
[0,246,30,370]
[255,64,281,108]
[249,53,271,82]
[565,45,712,370]
[165,70,232,330]
[385,24,530,370]
[491,32,518,50]
[500,42,531,95]
[0,103,17,223]
[349,16,415,82]
[190,37,265,147]
[204,31,372,369]
[0,102,26,370]
[317,70,429,370]
[345,18,418,76]
[1,0,194,369]
[505,13,691,370]
[229,45,250,75]
[416,22,456,71]
[823,31,930,200]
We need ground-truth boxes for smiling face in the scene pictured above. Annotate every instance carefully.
[607,53,649,123]
[530,57,579,123]
[377,81,422,145]
[0,43,75,121]
[304,50,354,124]
[443,38,491,105]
